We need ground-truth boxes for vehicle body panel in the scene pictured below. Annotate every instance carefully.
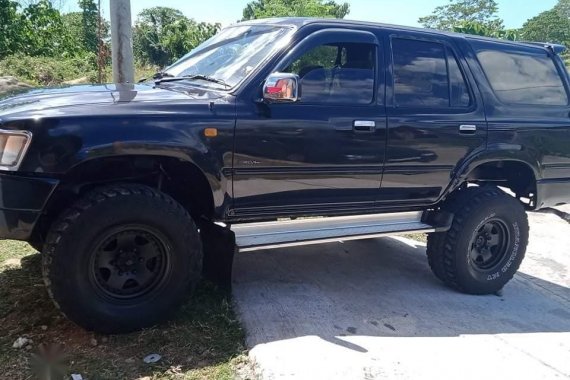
[0,83,236,217]
[0,18,569,242]
[379,29,488,207]
[232,27,387,218]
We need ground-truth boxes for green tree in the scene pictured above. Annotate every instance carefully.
[521,2,570,46]
[242,0,350,20]
[419,0,503,31]
[17,0,67,9]
[133,7,220,67]
[0,0,24,58]
[78,0,98,53]
[453,20,520,40]
[554,0,570,18]
[21,0,77,57]
[62,11,84,50]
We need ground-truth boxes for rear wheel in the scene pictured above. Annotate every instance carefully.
[42,184,202,333]
[426,186,529,294]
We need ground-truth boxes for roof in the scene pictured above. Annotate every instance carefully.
[237,17,567,55]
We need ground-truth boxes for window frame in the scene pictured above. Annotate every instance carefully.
[389,34,477,113]
[471,40,570,108]
[273,28,382,107]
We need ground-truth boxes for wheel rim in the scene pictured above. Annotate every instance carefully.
[469,219,510,271]
[89,225,170,300]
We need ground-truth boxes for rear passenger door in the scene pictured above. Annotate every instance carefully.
[379,32,487,207]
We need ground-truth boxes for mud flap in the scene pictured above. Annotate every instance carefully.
[200,222,236,293]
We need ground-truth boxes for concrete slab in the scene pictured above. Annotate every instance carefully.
[233,212,570,380]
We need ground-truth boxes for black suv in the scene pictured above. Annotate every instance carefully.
[1,18,569,333]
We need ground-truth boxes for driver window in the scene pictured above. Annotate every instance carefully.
[284,42,376,104]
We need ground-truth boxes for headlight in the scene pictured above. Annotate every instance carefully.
[0,130,32,171]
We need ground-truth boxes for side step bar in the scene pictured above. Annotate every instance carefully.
[232,211,443,252]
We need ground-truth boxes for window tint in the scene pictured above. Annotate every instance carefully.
[475,44,568,105]
[285,43,375,104]
[392,38,471,108]
[447,47,471,107]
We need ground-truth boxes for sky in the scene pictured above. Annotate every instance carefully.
[61,0,558,29]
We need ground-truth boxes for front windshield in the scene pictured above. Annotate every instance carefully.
[164,25,292,88]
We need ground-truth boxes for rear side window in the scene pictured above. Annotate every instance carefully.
[474,43,568,106]
[392,38,471,108]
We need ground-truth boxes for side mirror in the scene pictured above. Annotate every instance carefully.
[263,73,299,103]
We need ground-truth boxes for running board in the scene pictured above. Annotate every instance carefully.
[232,211,439,252]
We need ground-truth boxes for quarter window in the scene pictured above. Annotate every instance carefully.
[474,43,568,106]
[392,38,471,108]
[284,43,376,104]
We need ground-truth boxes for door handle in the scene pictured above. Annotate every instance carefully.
[459,124,477,134]
[354,120,376,132]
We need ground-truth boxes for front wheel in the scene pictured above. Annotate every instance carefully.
[426,187,529,294]
[42,184,203,333]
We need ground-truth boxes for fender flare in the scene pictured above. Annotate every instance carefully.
[440,144,541,202]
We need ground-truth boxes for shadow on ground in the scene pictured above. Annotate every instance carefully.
[0,252,245,380]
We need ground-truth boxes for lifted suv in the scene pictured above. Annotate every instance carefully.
[1,18,569,333]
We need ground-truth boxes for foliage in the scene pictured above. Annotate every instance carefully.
[554,0,570,19]
[21,0,78,57]
[62,11,86,52]
[79,0,99,53]
[419,0,503,32]
[0,0,24,58]
[17,0,67,9]
[453,21,520,41]
[242,0,350,20]
[521,7,570,46]
[133,7,220,67]
[1,0,80,58]
[0,53,98,85]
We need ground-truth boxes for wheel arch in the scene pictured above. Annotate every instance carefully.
[32,154,221,247]
[445,149,540,209]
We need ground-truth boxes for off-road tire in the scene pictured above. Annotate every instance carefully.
[426,186,529,294]
[42,184,203,333]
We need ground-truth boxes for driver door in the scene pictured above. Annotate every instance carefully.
[232,29,387,218]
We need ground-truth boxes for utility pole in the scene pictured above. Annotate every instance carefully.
[110,0,134,84]
[97,0,104,83]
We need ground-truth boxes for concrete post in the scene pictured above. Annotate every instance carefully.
[110,0,135,84]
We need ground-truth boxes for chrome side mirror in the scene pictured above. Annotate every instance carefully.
[263,73,299,103]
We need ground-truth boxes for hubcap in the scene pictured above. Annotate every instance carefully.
[90,227,169,299]
[469,219,510,271]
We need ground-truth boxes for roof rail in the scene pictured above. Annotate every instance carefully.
[520,41,567,55]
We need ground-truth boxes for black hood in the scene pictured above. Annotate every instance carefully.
[0,83,225,121]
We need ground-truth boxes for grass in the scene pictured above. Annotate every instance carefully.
[0,241,248,380]
[403,233,427,243]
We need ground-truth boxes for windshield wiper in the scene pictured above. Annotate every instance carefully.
[154,74,231,88]
[138,71,174,83]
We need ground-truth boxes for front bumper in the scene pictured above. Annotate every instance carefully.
[0,173,58,240]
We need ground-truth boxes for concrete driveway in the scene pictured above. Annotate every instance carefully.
[233,210,570,380]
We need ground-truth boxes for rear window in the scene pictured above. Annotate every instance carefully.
[474,42,568,106]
